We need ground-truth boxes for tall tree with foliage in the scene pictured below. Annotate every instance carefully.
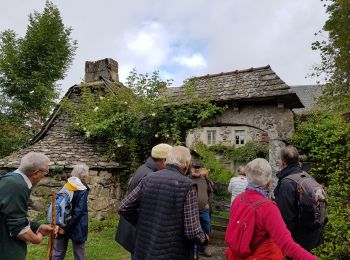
[0,1,77,127]
[312,0,350,112]
[0,1,77,158]
[292,1,350,258]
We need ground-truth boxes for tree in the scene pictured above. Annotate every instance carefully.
[312,0,350,112]
[0,1,77,127]
[294,1,350,258]
[0,1,77,158]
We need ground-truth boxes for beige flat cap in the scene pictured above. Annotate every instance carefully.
[151,143,172,159]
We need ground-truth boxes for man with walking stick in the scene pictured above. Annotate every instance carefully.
[0,152,56,260]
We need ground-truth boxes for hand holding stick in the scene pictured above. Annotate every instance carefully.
[45,190,56,260]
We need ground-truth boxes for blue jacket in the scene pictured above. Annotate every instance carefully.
[64,182,89,243]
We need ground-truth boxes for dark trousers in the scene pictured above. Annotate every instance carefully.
[52,236,86,260]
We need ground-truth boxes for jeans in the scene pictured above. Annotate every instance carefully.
[52,236,86,260]
[199,209,211,234]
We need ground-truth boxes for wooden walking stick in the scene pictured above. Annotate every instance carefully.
[45,190,56,260]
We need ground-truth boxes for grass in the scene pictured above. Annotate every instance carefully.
[27,217,129,260]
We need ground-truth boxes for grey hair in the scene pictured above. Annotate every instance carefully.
[71,164,89,179]
[245,158,272,187]
[165,146,191,168]
[18,152,50,177]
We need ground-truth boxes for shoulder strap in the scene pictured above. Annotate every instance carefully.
[284,171,310,183]
[239,193,271,253]
[205,177,214,193]
[240,193,270,208]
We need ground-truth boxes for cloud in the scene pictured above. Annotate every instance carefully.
[120,20,207,85]
[173,53,207,69]
[0,0,328,94]
[127,32,155,54]
[122,21,172,70]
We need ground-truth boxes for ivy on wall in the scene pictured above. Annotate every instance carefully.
[193,142,269,184]
[63,70,225,172]
[209,143,269,162]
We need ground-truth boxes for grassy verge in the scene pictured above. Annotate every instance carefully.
[28,217,129,260]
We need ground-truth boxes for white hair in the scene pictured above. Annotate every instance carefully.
[245,158,272,187]
[71,164,89,179]
[165,146,191,168]
[18,152,50,177]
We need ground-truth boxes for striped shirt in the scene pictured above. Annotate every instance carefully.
[228,176,248,203]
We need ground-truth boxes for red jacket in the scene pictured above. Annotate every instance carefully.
[225,190,317,260]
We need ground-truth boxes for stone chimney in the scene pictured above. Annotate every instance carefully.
[85,58,119,83]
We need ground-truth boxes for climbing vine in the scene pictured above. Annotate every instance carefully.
[193,143,269,183]
[64,70,225,171]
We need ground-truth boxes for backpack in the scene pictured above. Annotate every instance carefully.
[225,193,269,258]
[47,188,73,227]
[285,171,327,229]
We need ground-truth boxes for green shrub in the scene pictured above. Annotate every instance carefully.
[292,111,350,259]
[192,143,268,184]
[192,144,232,183]
[210,142,269,162]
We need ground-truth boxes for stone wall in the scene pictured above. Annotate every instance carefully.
[85,58,119,83]
[186,125,265,147]
[187,104,293,177]
[14,169,128,220]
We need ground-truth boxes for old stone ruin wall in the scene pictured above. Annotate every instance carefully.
[24,169,128,221]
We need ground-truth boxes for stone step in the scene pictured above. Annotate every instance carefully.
[211,215,229,225]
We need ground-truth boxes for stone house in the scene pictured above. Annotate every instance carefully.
[0,58,127,219]
[164,65,304,174]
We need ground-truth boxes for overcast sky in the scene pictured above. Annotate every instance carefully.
[1,0,327,94]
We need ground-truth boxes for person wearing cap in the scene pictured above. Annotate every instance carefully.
[118,146,208,260]
[52,164,90,260]
[115,143,172,259]
[190,162,214,257]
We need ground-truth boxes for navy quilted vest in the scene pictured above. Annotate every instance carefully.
[134,165,194,260]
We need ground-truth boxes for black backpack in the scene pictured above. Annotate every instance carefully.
[285,171,327,229]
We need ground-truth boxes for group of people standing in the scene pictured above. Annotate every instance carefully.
[226,146,323,259]
[117,144,323,260]
[0,144,324,260]
[116,144,214,259]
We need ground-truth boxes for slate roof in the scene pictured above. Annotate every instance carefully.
[0,82,124,171]
[290,85,325,113]
[163,65,303,109]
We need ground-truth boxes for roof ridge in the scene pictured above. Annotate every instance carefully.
[190,65,271,80]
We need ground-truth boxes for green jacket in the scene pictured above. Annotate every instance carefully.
[0,172,40,260]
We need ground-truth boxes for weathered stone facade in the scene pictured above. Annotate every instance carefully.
[186,125,266,147]
[203,104,294,186]
[186,104,293,182]
[0,58,127,219]
[164,65,303,178]
[85,58,119,83]
[23,169,127,220]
